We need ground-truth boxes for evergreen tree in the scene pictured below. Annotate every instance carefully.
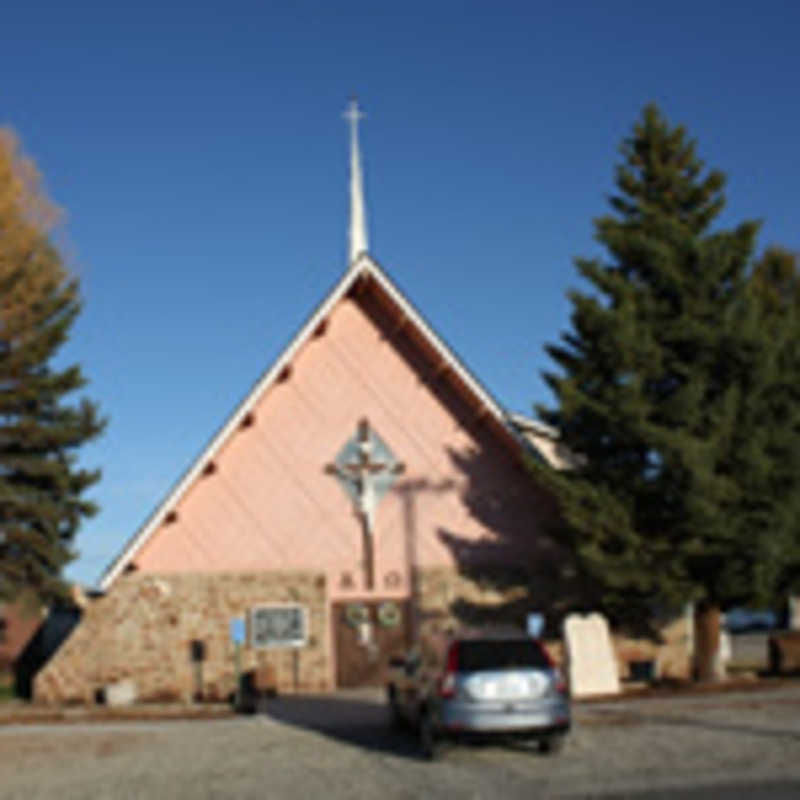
[745,247,800,598]
[0,130,104,605]
[535,105,783,678]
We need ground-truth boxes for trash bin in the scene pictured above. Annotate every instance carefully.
[236,665,278,713]
[769,631,800,674]
[628,660,655,682]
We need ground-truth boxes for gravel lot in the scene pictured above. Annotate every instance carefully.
[1,686,800,799]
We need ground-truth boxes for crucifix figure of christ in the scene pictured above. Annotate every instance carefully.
[326,418,405,590]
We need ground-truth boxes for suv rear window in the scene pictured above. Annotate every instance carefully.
[457,639,551,671]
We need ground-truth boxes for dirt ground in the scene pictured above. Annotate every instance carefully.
[1,685,800,799]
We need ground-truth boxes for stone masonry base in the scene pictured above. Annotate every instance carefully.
[417,567,691,680]
[34,571,327,704]
[35,566,690,704]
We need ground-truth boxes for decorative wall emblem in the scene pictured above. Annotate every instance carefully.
[327,419,403,520]
[377,601,401,628]
[344,602,369,628]
[325,418,405,590]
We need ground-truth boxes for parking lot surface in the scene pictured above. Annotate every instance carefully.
[1,686,800,799]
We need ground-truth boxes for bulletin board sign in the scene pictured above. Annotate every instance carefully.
[249,604,307,649]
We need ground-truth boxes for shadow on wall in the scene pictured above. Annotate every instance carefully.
[392,475,455,645]
[14,605,82,699]
[435,439,675,642]
[433,436,598,639]
[360,288,596,639]
[362,281,601,639]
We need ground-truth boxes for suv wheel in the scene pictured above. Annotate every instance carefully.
[538,734,565,755]
[387,694,403,730]
[419,709,442,761]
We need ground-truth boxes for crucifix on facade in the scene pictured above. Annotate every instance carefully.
[326,418,404,590]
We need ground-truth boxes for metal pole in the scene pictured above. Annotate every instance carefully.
[234,641,242,709]
[194,661,203,702]
[362,512,374,590]
[402,488,420,648]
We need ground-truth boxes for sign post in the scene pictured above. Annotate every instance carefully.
[229,617,246,709]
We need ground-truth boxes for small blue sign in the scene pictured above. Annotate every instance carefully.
[229,617,246,645]
[527,613,545,638]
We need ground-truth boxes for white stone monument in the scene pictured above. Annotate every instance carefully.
[104,679,137,707]
[789,596,800,631]
[716,630,732,679]
[564,612,621,698]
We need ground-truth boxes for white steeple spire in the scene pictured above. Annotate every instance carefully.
[343,98,368,266]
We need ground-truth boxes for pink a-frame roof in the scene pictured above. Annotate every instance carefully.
[99,254,541,590]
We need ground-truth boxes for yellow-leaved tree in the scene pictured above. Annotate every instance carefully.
[0,129,104,605]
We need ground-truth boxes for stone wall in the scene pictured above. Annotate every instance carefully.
[614,612,692,680]
[416,567,691,679]
[34,571,327,704]
[417,566,531,633]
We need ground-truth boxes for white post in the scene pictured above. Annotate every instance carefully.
[789,596,800,631]
[343,98,368,265]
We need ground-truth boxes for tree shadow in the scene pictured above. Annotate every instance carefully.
[355,282,589,638]
[356,282,659,647]
[258,691,421,759]
[256,691,560,760]
[429,437,672,642]
[430,434,597,640]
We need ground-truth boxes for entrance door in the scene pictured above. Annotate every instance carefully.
[333,599,411,688]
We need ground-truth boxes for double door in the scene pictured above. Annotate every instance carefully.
[333,598,411,687]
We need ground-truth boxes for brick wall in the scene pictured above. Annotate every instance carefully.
[34,571,327,704]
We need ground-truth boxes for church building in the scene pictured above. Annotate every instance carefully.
[34,103,687,704]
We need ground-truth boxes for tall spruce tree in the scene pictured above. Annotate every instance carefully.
[535,105,781,679]
[745,247,800,598]
[0,130,104,605]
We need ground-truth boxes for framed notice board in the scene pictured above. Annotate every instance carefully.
[249,604,307,648]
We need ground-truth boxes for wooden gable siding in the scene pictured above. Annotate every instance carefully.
[133,284,555,596]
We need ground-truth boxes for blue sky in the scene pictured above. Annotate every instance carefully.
[2,1,798,585]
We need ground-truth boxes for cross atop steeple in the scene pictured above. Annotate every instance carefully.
[343,98,368,266]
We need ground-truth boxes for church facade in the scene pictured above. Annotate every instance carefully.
[34,104,690,704]
[36,249,568,701]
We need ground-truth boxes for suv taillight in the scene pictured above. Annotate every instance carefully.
[438,642,459,698]
[553,668,568,695]
[536,641,567,694]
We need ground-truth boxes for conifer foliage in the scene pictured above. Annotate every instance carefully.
[536,106,798,643]
[744,247,800,596]
[0,131,103,604]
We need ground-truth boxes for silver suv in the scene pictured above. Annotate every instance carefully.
[387,633,570,759]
